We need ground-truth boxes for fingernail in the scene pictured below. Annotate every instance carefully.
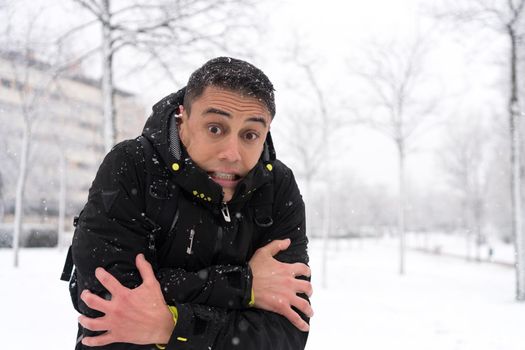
[281,239,290,247]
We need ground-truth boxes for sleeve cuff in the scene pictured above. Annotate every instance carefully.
[165,303,193,348]
[164,303,228,350]
[248,287,255,307]
[243,264,254,307]
[156,305,179,349]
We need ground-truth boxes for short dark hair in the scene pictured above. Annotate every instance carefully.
[184,57,276,118]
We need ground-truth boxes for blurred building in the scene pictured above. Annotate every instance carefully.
[0,50,146,245]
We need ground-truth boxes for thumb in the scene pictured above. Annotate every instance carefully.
[265,239,291,257]
[136,253,156,284]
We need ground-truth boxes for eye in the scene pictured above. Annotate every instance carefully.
[243,131,260,142]
[208,125,223,135]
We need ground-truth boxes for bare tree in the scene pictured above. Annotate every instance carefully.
[353,37,437,275]
[434,0,525,301]
[440,118,491,261]
[62,0,260,153]
[290,53,333,289]
[279,38,353,212]
[1,16,63,266]
[0,0,82,264]
[276,38,354,288]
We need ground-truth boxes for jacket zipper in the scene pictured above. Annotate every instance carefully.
[221,202,231,223]
[186,229,195,255]
[168,209,180,235]
[142,214,161,267]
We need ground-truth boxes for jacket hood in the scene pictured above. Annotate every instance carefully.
[142,87,185,164]
[142,88,276,205]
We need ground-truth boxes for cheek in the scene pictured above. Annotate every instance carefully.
[180,122,203,154]
[243,144,264,167]
[178,124,189,147]
[179,124,199,160]
[185,131,216,164]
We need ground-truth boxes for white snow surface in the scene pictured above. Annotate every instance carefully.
[1,238,524,349]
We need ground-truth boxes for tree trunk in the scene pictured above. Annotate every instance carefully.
[13,123,31,267]
[462,197,472,261]
[101,0,116,153]
[398,139,406,275]
[474,197,482,262]
[304,177,314,237]
[321,179,331,289]
[58,149,67,250]
[0,173,4,223]
[321,135,332,288]
[0,200,4,223]
[508,27,525,301]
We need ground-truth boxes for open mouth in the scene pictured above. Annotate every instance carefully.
[208,172,241,182]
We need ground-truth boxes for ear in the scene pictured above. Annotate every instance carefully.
[178,105,188,145]
[178,105,186,120]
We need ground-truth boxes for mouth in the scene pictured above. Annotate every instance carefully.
[208,171,242,187]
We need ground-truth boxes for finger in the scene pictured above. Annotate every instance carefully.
[95,267,125,295]
[135,253,156,285]
[264,239,291,256]
[78,315,109,332]
[291,263,311,278]
[282,307,310,332]
[82,332,115,347]
[80,289,111,312]
[294,279,313,297]
[290,295,314,318]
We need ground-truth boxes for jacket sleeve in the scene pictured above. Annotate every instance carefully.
[70,140,253,348]
[164,162,310,350]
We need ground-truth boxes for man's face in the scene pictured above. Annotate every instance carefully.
[179,86,272,202]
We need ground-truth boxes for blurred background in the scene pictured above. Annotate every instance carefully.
[1,0,525,349]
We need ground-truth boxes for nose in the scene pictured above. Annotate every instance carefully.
[218,135,241,163]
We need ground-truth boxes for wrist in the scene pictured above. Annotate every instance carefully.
[156,305,177,347]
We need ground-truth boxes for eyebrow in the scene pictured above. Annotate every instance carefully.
[203,107,267,127]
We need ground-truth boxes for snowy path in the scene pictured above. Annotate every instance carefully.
[1,239,524,349]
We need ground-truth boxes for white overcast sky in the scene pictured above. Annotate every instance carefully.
[255,0,507,192]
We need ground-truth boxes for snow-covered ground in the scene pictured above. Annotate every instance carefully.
[307,238,524,350]
[1,238,523,349]
[0,247,78,348]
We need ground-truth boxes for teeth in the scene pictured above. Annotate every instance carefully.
[211,172,236,181]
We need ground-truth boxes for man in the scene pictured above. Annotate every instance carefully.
[67,57,313,349]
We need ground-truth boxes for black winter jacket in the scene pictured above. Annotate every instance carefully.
[70,89,310,350]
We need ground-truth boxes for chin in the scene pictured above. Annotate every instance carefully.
[223,191,234,202]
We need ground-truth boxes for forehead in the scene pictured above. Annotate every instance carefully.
[191,86,271,119]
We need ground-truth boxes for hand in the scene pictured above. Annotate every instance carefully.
[249,239,313,332]
[78,254,175,346]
